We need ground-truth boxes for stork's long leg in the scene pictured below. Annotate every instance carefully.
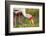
[18,14,23,24]
[14,15,16,27]
[19,14,22,24]
[20,15,24,24]
[18,14,20,23]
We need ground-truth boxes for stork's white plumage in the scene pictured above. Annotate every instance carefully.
[14,11,20,14]
[14,8,33,19]
[19,8,33,19]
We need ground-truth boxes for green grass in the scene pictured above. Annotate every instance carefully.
[14,17,39,28]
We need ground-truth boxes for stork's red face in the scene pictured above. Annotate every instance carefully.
[28,16,33,20]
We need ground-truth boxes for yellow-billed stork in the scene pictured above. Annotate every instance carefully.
[13,8,35,26]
